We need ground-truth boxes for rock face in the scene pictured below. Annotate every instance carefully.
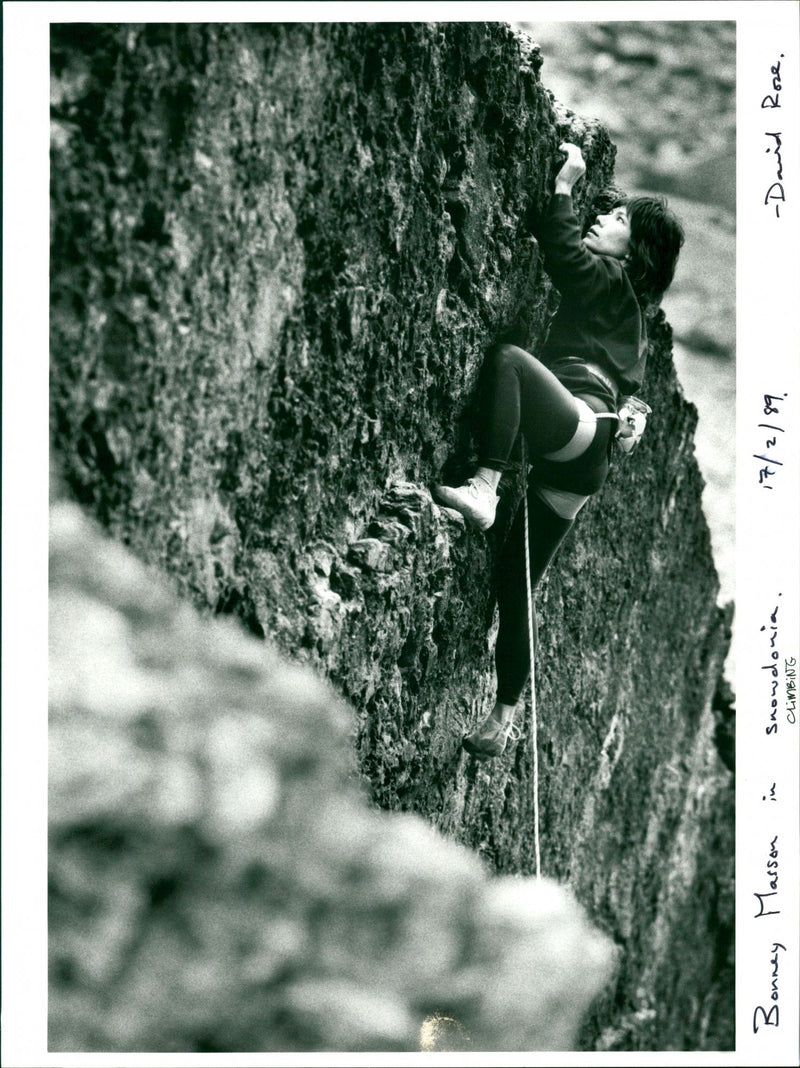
[50,22,733,1050]
[50,500,615,1053]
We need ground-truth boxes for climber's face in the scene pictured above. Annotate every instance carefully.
[583,205,631,260]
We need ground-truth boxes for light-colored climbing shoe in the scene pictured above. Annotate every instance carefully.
[433,478,498,532]
[462,714,520,760]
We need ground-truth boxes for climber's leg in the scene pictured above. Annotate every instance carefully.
[434,344,597,530]
[494,488,573,707]
[463,489,573,759]
[479,343,596,468]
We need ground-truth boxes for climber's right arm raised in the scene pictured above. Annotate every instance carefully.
[533,142,626,309]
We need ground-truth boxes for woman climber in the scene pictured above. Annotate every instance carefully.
[434,142,684,760]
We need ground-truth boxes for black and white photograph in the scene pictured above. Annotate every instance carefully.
[2,2,799,1064]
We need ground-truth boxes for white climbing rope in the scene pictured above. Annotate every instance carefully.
[520,437,542,881]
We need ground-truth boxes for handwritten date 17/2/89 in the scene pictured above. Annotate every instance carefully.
[754,393,787,489]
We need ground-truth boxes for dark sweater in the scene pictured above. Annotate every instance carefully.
[535,193,647,405]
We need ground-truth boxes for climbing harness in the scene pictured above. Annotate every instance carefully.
[520,437,542,881]
[596,395,652,455]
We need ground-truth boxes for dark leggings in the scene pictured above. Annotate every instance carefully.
[479,344,613,704]
[494,489,573,704]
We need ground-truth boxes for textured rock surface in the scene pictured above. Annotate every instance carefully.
[49,500,615,1052]
[50,22,733,1050]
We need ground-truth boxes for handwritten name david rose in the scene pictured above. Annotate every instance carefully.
[762,54,786,217]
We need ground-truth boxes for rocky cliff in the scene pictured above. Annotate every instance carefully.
[50,21,734,1050]
[49,498,615,1053]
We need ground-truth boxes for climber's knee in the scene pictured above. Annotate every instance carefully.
[487,342,528,376]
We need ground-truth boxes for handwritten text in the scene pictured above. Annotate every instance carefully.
[786,658,797,724]
[753,942,786,1033]
[753,835,780,918]
[762,55,786,217]
[761,599,782,734]
[754,394,788,489]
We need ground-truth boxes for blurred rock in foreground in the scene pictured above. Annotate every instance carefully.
[49,500,615,1052]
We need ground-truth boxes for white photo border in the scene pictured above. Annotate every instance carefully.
[3,2,798,1065]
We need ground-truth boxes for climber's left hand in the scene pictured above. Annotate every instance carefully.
[555,142,586,195]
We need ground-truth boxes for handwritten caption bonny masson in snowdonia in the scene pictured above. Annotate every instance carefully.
[752,593,796,1035]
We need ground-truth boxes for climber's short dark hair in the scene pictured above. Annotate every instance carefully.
[617,195,685,307]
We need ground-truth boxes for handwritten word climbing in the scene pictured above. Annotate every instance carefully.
[785,657,796,724]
